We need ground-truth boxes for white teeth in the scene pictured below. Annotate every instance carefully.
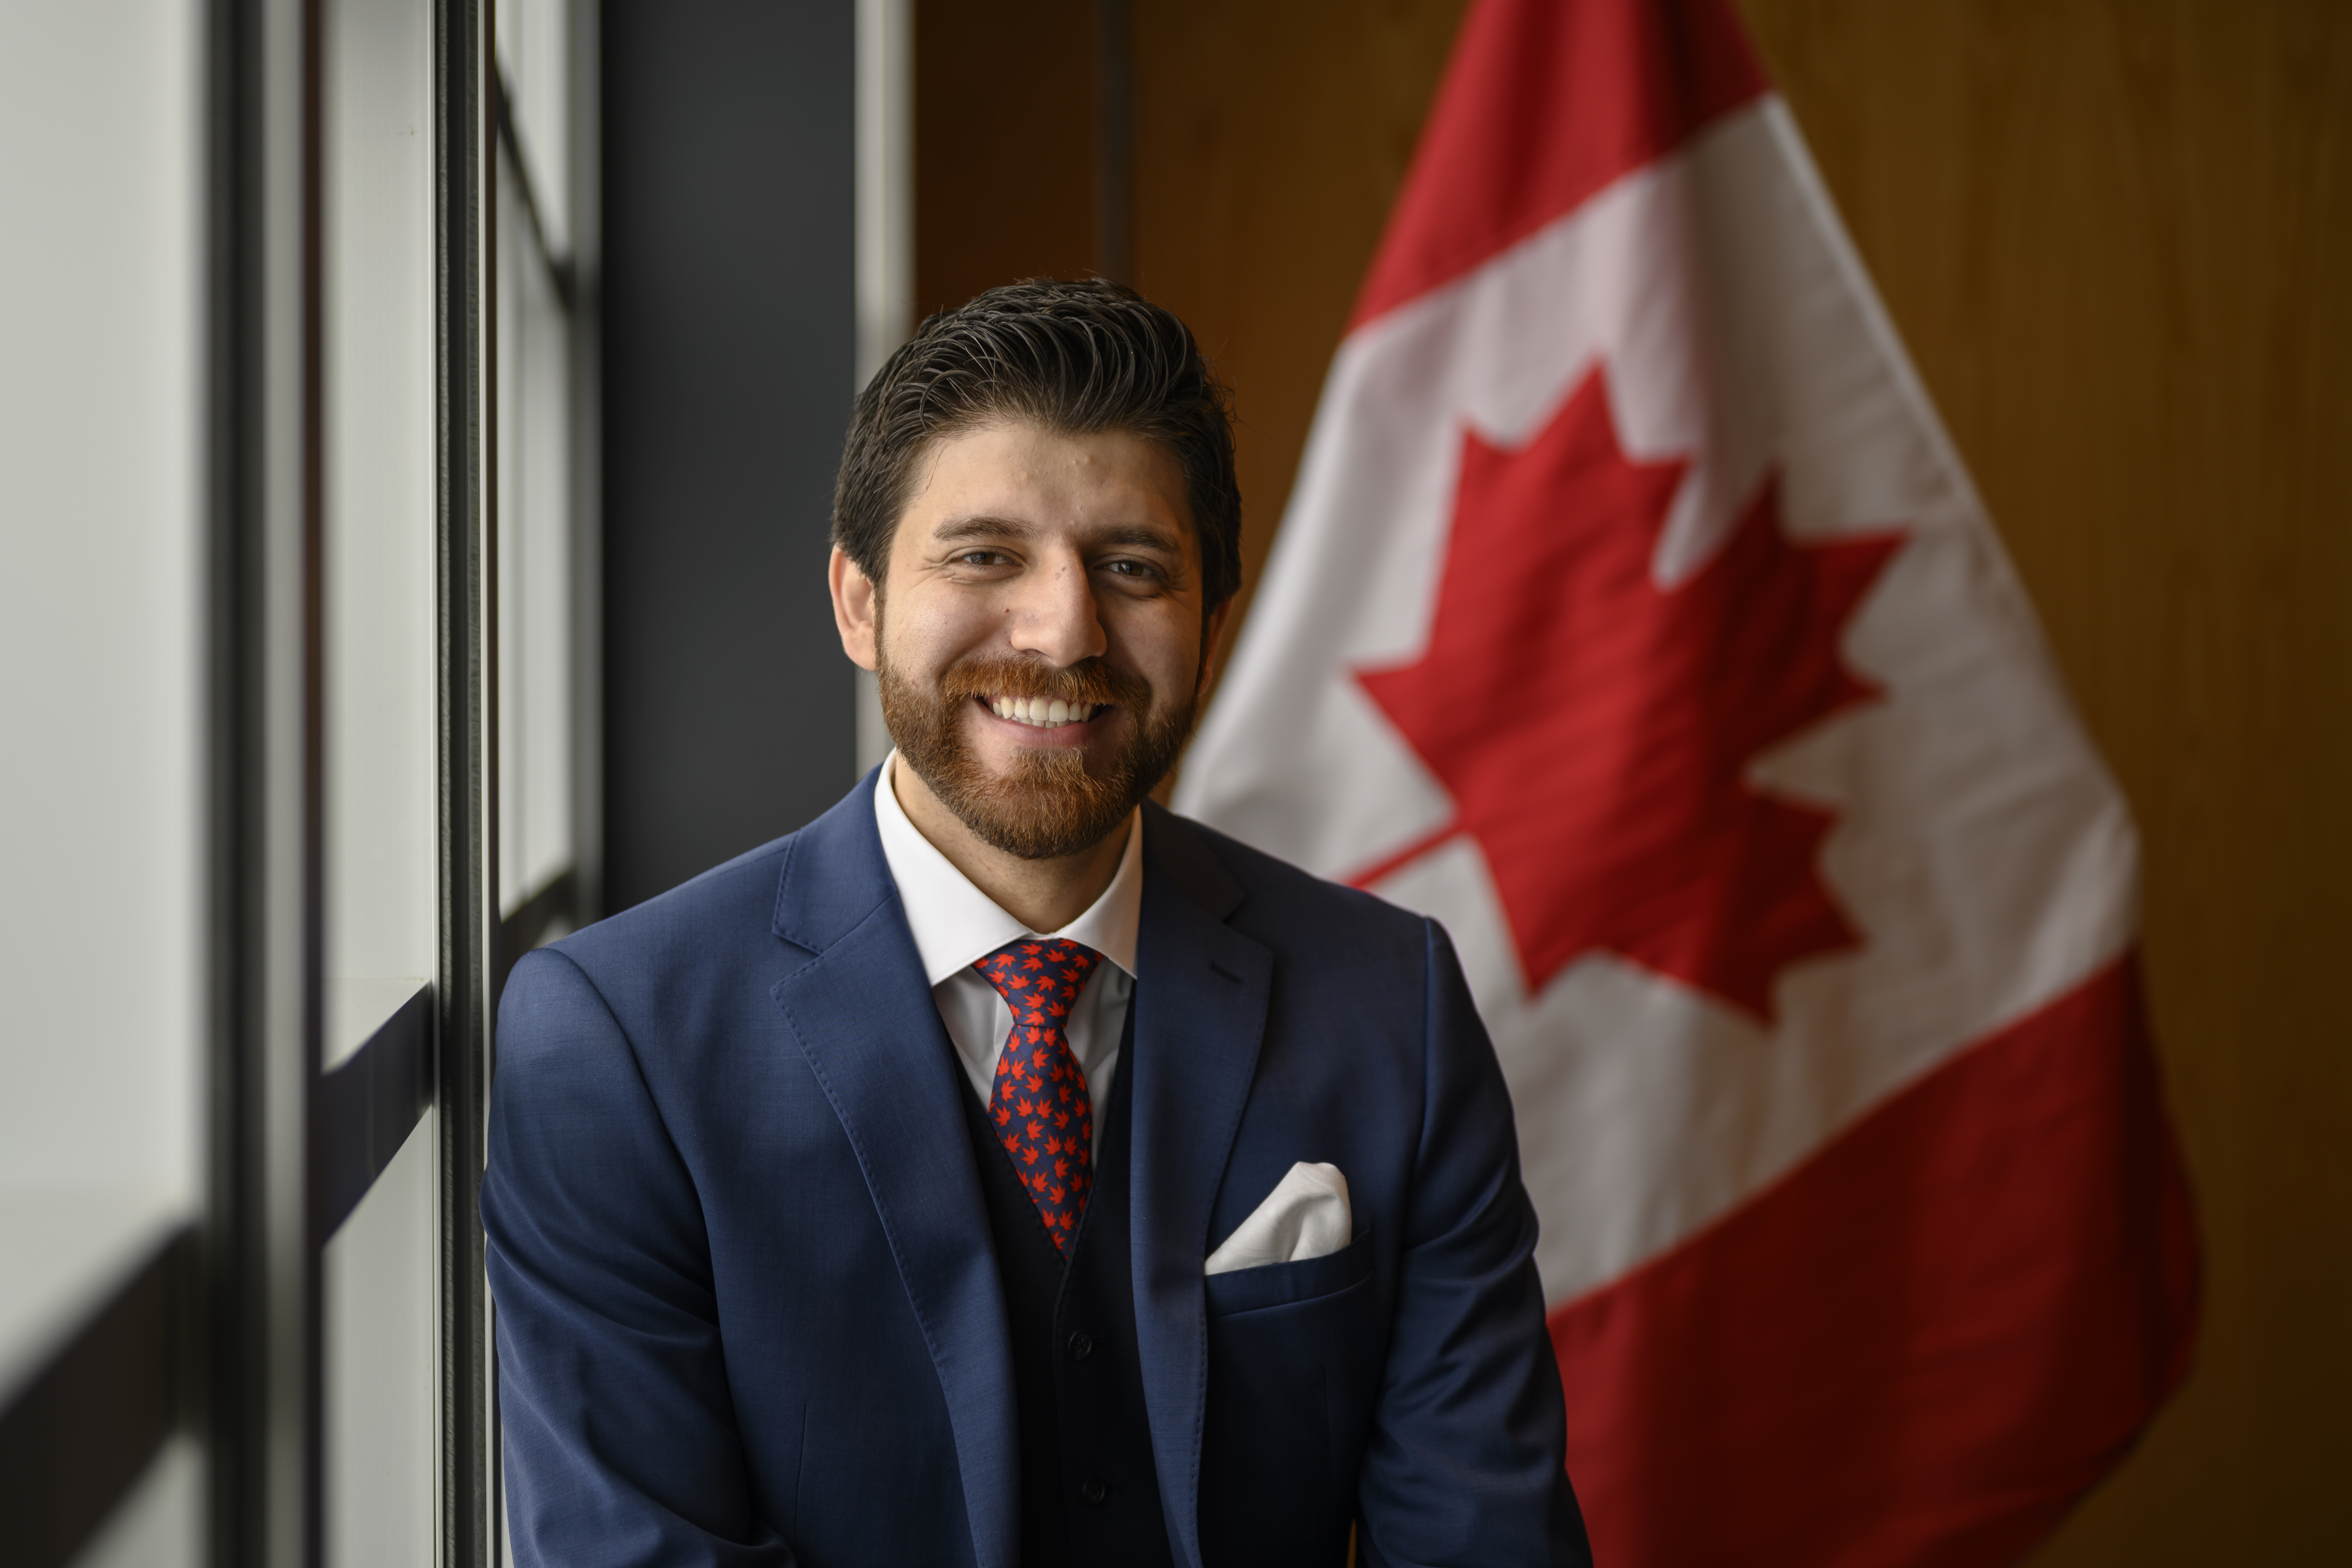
[989,695,1100,728]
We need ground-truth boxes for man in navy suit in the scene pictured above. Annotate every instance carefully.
[484,280,1591,1567]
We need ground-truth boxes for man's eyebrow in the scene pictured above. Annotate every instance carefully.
[928,516,1186,553]
[930,515,1035,544]
[1089,523,1185,553]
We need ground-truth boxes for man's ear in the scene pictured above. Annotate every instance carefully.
[830,546,880,672]
[1196,597,1236,696]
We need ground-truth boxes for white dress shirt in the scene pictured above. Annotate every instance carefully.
[871,753,1141,1149]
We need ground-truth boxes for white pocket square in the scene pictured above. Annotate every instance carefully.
[1204,1162,1352,1277]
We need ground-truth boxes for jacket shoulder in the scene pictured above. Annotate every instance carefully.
[549,832,797,982]
[545,770,891,988]
[1148,803,1429,949]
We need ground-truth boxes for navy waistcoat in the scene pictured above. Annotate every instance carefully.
[958,1009,1174,1568]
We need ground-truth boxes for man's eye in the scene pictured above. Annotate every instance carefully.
[1105,559,1156,578]
[959,550,1007,567]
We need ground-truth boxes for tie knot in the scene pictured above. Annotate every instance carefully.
[974,937,1103,1007]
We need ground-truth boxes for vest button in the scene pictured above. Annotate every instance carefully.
[1067,1331,1094,1361]
[1081,1476,1109,1506]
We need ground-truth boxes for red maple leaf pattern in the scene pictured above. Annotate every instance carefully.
[1354,368,1902,1022]
[976,937,1104,1253]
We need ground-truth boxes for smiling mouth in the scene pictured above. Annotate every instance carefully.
[984,694,1105,729]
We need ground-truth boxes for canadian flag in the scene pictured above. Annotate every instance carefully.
[1173,0,2199,1562]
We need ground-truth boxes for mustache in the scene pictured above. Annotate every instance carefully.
[936,656,1152,713]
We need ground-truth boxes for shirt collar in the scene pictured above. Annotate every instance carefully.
[872,752,1143,987]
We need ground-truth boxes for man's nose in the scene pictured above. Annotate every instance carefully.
[1005,551,1108,666]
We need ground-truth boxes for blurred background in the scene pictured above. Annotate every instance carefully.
[909,7,2352,1559]
[0,1,2341,1564]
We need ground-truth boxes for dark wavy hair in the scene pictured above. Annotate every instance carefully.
[831,279,1243,615]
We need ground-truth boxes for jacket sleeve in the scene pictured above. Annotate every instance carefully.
[483,948,795,1567]
[1355,921,1593,1568]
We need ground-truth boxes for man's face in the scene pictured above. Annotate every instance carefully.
[835,419,1226,860]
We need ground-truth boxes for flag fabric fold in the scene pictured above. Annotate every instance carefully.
[1174,0,2197,1561]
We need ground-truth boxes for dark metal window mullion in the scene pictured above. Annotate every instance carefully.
[208,0,327,1564]
[436,3,497,1567]
[203,1,272,1562]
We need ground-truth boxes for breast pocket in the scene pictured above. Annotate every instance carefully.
[1198,1230,1383,1568]
[1203,1226,1374,1317]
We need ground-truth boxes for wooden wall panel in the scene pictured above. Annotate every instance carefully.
[914,0,1100,319]
[1129,0,1470,675]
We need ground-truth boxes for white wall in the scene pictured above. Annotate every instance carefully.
[497,152,576,913]
[0,4,202,1553]
[497,0,572,255]
[324,0,439,1025]
[69,1435,201,1568]
[0,1,203,1213]
[853,0,912,776]
[324,1112,438,1568]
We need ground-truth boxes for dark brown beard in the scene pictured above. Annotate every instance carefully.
[882,648,1196,861]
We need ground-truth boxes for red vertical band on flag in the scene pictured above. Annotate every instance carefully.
[1548,955,2200,1568]
[1351,0,1769,330]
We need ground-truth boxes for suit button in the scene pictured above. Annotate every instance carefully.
[1081,1476,1109,1506]
[1067,1331,1094,1362]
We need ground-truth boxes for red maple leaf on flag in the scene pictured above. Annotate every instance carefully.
[1354,368,1903,1021]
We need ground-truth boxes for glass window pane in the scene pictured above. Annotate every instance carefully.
[319,0,438,1563]
[497,155,575,915]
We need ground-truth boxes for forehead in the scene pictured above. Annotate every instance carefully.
[897,420,1192,545]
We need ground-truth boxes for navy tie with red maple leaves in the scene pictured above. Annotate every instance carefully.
[974,937,1102,1258]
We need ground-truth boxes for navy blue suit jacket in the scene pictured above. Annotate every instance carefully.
[484,776,1588,1567]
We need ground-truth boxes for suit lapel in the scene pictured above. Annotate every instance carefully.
[768,778,1019,1568]
[1128,804,1271,1568]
